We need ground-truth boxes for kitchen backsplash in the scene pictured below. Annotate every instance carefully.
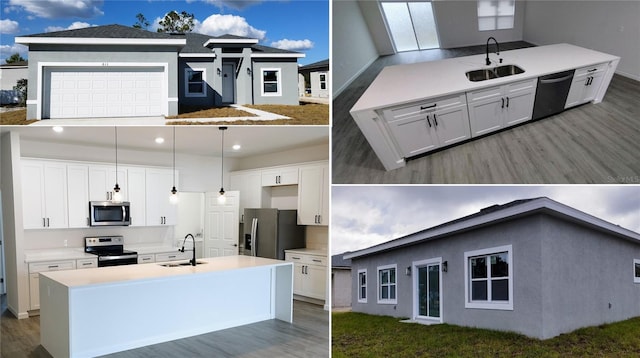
[305,226,328,251]
[23,226,175,250]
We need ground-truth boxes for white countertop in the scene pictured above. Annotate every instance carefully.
[41,255,291,288]
[24,248,95,263]
[351,43,620,113]
[285,248,327,256]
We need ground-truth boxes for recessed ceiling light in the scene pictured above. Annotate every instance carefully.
[232,144,241,150]
[155,137,165,144]
[52,126,63,133]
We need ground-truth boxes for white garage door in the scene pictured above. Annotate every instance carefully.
[44,67,164,119]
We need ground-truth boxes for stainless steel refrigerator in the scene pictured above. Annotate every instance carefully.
[242,209,305,260]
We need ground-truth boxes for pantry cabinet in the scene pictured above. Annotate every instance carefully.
[21,160,68,229]
[297,163,329,226]
[285,251,327,301]
[229,170,265,223]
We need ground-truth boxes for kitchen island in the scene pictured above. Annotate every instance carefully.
[39,255,293,358]
[350,43,620,171]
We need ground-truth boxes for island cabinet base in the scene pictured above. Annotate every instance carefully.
[39,259,293,358]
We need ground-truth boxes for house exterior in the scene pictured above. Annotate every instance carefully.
[332,253,352,309]
[0,61,28,104]
[298,59,329,99]
[15,24,304,120]
[344,197,640,339]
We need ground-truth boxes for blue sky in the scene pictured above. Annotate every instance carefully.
[331,186,640,255]
[0,0,328,65]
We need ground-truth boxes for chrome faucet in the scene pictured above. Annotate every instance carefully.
[486,37,502,66]
[179,234,196,266]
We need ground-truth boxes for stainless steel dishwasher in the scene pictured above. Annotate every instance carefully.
[532,69,575,120]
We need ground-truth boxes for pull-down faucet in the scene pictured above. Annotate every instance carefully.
[486,37,502,66]
[179,234,196,266]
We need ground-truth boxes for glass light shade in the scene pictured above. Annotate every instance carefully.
[217,188,226,204]
[170,189,179,205]
[112,190,122,203]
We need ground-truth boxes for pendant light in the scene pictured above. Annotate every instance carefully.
[169,127,179,204]
[112,127,122,202]
[218,126,227,204]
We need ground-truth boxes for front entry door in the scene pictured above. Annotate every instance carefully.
[414,258,442,321]
[222,64,235,103]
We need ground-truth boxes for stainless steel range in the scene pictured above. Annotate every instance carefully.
[85,236,138,267]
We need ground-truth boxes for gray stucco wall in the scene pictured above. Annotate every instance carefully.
[332,268,352,308]
[252,59,299,105]
[351,213,640,339]
[540,215,640,339]
[178,59,215,108]
[25,44,179,119]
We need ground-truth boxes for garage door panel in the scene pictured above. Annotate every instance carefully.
[45,66,164,119]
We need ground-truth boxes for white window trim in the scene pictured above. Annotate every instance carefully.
[185,68,207,98]
[358,269,367,303]
[319,72,327,90]
[634,259,640,284]
[412,257,443,323]
[477,0,515,31]
[464,244,513,311]
[377,264,397,304]
[261,68,282,97]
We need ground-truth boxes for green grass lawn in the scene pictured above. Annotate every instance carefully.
[332,312,640,357]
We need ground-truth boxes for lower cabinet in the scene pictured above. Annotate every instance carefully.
[565,63,607,108]
[285,251,327,301]
[155,251,191,263]
[137,254,156,264]
[28,260,77,310]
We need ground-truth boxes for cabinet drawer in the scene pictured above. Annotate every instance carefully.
[155,251,190,262]
[380,94,466,122]
[466,85,503,102]
[76,258,97,269]
[285,252,327,266]
[574,63,607,77]
[138,254,156,264]
[29,260,75,273]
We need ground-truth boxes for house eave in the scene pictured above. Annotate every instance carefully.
[251,53,305,58]
[344,198,640,260]
[178,53,216,58]
[15,37,186,46]
[204,39,259,46]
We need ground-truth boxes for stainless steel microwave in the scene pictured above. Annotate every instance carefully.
[89,201,131,226]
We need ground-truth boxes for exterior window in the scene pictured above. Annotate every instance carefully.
[377,264,397,304]
[185,68,206,97]
[358,269,367,303]
[261,68,281,96]
[319,74,327,90]
[464,245,513,310]
[477,0,515,31]
[635,259,640,284]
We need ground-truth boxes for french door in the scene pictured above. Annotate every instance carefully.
[381,1,440,52]
[413,258,442,321]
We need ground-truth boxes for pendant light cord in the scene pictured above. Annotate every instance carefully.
[114,127,118,186]
[220,127,224,188]
[173,127,176,187]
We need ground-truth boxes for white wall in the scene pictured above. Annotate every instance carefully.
[433,0,525,48]
[523,0,640,80]
[232,142,329,171]
[332,0,380,97]
[358,1,395,55]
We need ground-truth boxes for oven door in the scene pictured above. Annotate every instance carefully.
[90,201,131,226]
[98,254,138,267]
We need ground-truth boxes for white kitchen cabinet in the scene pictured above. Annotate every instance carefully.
[145,168,178,226]
[29,260,76,310]
[66,164,89,228]
[261,166,299,186]
[285,252,327,301]
[137,254,156,264]
[88,165,127,202]
[565,63,607,108]
[76,258,98,269]
[467,78,537,137]
[126,167,146,227]
[297,163,329,226]
[155,251,191,262]
[381,94,471,158]
[21,160,68,229]
[229,170,266,223]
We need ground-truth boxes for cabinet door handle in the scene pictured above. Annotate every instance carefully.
[47,218,50,227]
[587,68,597,72]
[589,76,594,85]
[43,218,46,227]
[312,259,322,263]
[506,97,509,108]
[82,262,92,266]
[433,113,438,126]
[48,265,59,269]
[292,256,301,260]
[420,104,436,110]
[301,265,305,274]
[318,215,321,224]
[501,97,505,109]
[168,255,176,259]
[426,115,431,128]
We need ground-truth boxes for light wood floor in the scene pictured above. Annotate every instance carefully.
[0,297,329,358]
[332,42,640,184]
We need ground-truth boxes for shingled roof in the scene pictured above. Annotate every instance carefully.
[299,59,329,72]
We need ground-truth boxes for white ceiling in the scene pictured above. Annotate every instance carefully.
[3,126,329,158]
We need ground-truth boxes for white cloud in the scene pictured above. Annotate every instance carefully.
[45,21,95,33]
[196,14,265,40]
[270,39,314,51]
[0,19,19,34]
[0,43,28,63]
[8,0,103,19]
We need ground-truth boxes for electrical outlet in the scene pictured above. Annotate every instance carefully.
[64,239,68,247]
[618,25,624,32]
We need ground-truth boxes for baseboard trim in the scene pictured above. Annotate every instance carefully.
[333,56,378,99]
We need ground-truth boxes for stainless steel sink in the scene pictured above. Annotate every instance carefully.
[466,69,497,82]
[159,261,207,267]
[494,64,525,77]
[465,65,525,82]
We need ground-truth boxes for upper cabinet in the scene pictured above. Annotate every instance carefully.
[88,165,127,202]
[126,167,146,227]
[66,164,89,228]
[145,168,178,226]
[261,166,299,186]
[297,162,329,226]
[229,170,265,223]
[22,160,68,229]
[565,63,607,109]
